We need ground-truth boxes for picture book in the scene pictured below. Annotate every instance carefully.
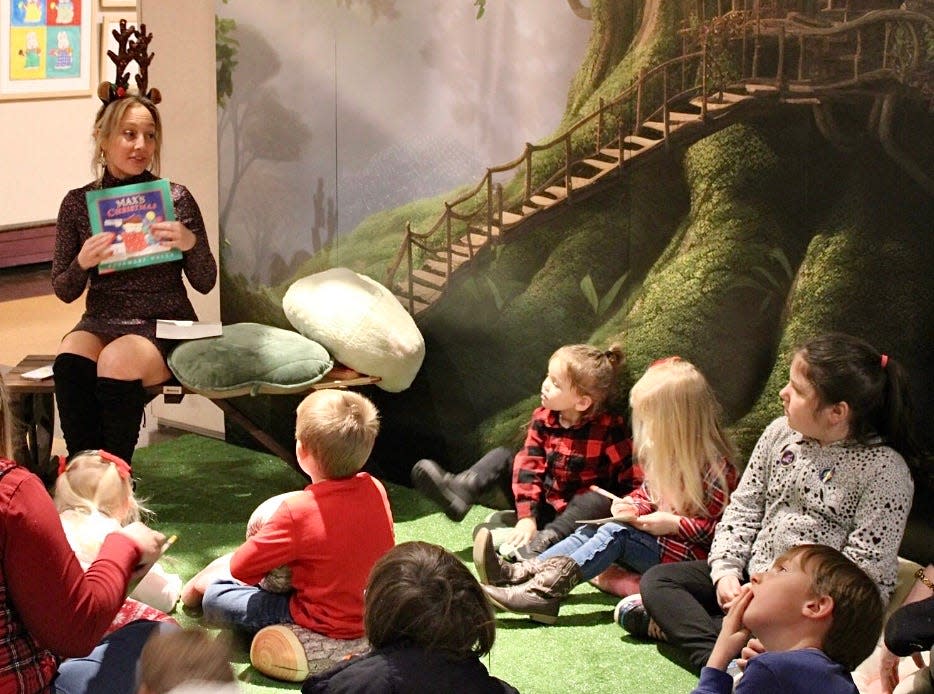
[85,179,182,273]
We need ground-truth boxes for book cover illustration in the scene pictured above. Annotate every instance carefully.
[85,179,182,273]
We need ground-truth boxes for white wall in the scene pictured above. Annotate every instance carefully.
[0,50,100,224]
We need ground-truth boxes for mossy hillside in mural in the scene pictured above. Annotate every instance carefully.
[222,110,932,492]
[219,1,933,488]
[733,150,934,483]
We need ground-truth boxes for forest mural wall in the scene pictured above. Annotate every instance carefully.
[215,0,933,501]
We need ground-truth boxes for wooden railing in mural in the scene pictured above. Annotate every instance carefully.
[386,6,933,316]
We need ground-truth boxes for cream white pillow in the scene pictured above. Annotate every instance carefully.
[282,267,425,392]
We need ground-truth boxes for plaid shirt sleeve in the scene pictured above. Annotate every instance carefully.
[659,458,739,563]
[514,410,636,519]
[627,482,656,516]
[511,409,549,520]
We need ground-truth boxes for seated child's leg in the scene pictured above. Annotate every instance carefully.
[56,620,180,694]
[201,579,292,634]
[640,560,724,672]
[543,491,612,540]
[543,522,658,582]
[515,491,612,559]
[180,552,234,609]
[411,447,514,522]
[537,524,598,563]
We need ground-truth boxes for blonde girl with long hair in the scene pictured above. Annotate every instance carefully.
[475,357,738,625]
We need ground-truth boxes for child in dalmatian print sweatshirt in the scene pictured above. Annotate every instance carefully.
[625,333,917,674]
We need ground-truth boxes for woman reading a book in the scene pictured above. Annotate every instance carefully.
[51,21,216,466]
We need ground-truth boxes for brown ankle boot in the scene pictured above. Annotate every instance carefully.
[482,556,582,625]
[473,527,542,586]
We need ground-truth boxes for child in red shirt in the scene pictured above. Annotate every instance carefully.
[184,390,395,682]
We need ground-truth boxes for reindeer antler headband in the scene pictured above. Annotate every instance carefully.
[97,19,161,106]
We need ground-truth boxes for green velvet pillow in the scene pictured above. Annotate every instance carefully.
[167,322,333,398]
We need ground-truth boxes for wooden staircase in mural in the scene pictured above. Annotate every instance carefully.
[386,5,934,316]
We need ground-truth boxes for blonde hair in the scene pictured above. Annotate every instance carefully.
[550,343,624,416]
[53,451,143,524]
[629,358,735,516]
[139,628,236,693]
[295,390,380,478]
[92,94,162,179]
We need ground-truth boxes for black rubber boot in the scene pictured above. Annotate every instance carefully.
[53,353,102,456]
[411,459,483,521]
[96,376,147,465]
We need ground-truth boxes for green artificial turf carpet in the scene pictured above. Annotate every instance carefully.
[133,434,697,693]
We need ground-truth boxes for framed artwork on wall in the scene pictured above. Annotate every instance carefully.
[0,0,94,99]
[99,11,138,88]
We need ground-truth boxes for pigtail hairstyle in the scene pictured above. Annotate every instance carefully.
[629,358,736,516]
[551,343,625,417]
[364,541,496,659]
[54,451,143,523]
[798,333,919,460]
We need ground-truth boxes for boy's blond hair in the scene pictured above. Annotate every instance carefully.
[295,390,379,478]
[139,628,236,693]
[53,451,143,524]
[780,544,883,671]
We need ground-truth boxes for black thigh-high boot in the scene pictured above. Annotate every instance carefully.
[53,353,103,456]
[96,376,147,465]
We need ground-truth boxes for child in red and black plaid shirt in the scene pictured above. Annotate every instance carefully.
[475,357,738,625]
[412,343,637,559]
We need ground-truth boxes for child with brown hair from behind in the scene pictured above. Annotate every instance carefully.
[138,627,239,694]
[303,541,518,693]
[693,543,884,693]
[183,390,395,683]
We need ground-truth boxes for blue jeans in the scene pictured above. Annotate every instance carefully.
[201,579,293,634]
[55,620,179,694]
[538,522,661,580]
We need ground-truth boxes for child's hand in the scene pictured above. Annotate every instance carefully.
[715,574,743,611]
[706,585,753,670]
[736,637,765,672]
[504,517,537,549]
[610,498,637,522]
[118,522,167,568]
[631,511,680,536]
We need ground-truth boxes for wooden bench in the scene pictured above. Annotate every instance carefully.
[1,354,380,477]
[0,221,57,269]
